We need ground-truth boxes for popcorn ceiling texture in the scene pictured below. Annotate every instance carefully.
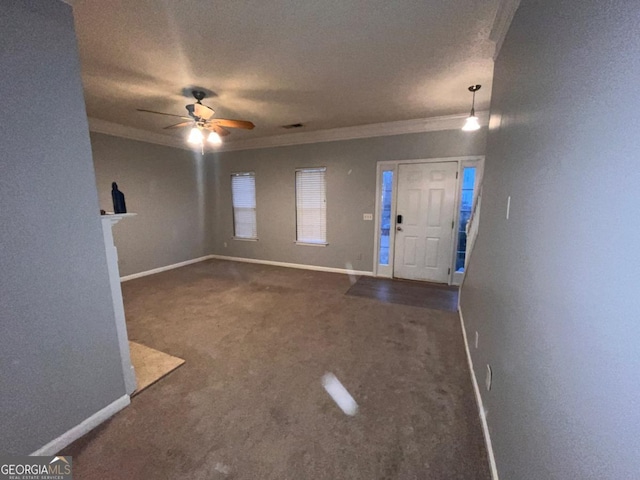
[72,0,499,140]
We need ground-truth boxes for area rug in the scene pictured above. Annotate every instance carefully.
[128,341,185,396]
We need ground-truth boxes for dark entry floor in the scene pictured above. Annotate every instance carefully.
[346,276,459,311]
[62,260,489,479]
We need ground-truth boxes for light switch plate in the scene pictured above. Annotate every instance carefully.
[363,213,373,221]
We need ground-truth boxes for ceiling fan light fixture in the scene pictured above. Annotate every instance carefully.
[187,126,203,144]
[462,84,482,132]
[207,131,222,145]
[137,89,254,146]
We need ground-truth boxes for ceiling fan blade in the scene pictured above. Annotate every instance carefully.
[193,103,215,120]
[209,124,231,136]
[137,108,190,119]
[163,121,193,129]
[212,118,255,130]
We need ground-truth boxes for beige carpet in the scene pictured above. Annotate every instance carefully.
[129,341,185,395]
[63,260,490,479]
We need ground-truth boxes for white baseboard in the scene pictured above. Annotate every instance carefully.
[458,307,499,480]
[30,395,130,456]
[209,254,374,277]
[120,254,373,282]
[120,255,214,282]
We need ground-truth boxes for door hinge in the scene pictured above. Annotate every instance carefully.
[456,171,459,179]
[452,220,455,229]
[448,268,451,275]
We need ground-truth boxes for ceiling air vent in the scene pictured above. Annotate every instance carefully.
[281,123,304,129]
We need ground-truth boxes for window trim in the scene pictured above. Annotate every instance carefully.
[231,171,258,240]
[294,167,327,246]
[294,241,329,247]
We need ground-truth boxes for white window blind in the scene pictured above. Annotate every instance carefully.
[231,173,257,239]
[296,167,326,244]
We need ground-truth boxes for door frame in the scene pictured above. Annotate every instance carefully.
[372,156,484,284]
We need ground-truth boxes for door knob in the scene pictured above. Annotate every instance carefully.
[396,226,403,232]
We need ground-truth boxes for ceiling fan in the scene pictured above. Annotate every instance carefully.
[137,90,254,147]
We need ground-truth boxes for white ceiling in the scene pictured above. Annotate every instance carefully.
[72,0,503,143]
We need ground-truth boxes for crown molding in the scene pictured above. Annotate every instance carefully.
[87,117,191,151]
[217,112,490,152]
[490,0,521,60]
[87,111,489,154]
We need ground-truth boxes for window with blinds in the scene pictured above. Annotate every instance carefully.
[231,172,257,239]
[295,167,327,244]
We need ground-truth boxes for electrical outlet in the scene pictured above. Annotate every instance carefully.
[486,365,492,391]
[363,213,373,221]
[224,242,227,248]
[475,331,479,349]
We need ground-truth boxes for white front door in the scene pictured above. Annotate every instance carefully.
[393,162,457,283]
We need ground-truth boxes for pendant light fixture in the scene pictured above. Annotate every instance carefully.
[462,84,481,131]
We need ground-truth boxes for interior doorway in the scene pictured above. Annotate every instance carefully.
[373,156,484,285]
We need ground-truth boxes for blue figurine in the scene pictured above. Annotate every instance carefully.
[112,182,127,214]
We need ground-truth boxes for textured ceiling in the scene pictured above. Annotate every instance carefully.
[72,0,500,142]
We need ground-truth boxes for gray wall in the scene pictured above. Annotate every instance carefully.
[207,130,486,271]
[0,0,126,454]
[460,1,640,478]
[91,133,207,277]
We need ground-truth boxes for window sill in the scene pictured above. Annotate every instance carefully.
[295,241,328,247]
[233,237,258,242]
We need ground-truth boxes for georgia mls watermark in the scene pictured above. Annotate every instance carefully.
[0,456,72,480]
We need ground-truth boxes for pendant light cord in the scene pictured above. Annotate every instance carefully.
[471,90,476,116]
[467,85,481,117]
